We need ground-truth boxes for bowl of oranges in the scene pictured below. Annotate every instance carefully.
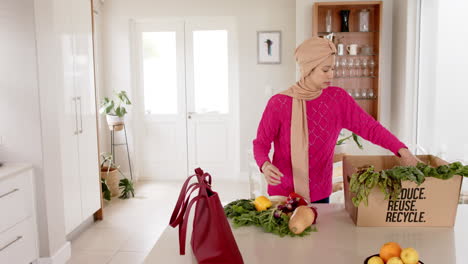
[364,242,424,264]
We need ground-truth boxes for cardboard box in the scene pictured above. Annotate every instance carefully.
[343,155,463,227]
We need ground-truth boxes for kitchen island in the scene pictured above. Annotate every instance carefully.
[144,204,468,263]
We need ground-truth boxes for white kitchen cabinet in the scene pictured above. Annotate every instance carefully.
[0,165,38,264]
[56,0,101,234]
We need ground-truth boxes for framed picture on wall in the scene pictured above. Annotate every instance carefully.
[257,31,281,64]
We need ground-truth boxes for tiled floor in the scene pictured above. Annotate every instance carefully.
[67,179,250,264]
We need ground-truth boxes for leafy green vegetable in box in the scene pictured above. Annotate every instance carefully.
[223,199,317,237]
[350,162,468,207]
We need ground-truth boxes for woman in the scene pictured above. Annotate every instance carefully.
[253,37,420,204]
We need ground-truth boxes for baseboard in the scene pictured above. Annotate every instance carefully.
[66,215,94,242]
[34,241,71,264]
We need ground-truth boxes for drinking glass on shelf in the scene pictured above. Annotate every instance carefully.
[353,89,360,99]
[340,58,347,77]
[361,89,367,99]
[362,58,368,77]
[335,59,341,77]
[335,58,340,68]
[354,58,361,77]
[346,88,353,96]
[347,58,354,77]
[368,88,374,99]
[369,58,376,76]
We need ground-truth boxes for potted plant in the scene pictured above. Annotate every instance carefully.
[100,153,135,201]
[100,153,123,199]
[99,91,132,131]
[335,131,364,153]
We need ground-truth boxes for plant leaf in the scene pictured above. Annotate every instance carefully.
[117,91,132,105]
[101,178,111,201]
[115,106,123,117]
[119,178,135,199]
[105,101,115,115]
[336,135,352,146]
[120,107,127,116]
[352,133,364,149]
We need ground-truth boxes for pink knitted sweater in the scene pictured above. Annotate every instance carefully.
[253,86,407,202]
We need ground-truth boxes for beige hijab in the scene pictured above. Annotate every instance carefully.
[279,37,336,201]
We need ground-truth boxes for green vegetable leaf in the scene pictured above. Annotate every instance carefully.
[349,162,468,207]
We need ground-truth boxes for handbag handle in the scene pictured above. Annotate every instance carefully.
[169,174,199,227]
[195,168,212,186]
[194,168,212,197]
[170,168,212,226]
[169,168,212,254]
[179,195,204,255]
[170,182,200,227]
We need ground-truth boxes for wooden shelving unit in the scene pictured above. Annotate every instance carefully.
[313,1,382,120]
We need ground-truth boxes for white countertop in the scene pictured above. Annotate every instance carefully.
[145,204,468,263]
[0,163,33,181]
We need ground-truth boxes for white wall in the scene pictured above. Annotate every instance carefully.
[390,0,419,150]
[99,0,296,177]
[0,0,47,256]
[296,0,400,155]
[93,1,108,156]
[0,3,42,164]
[418,0,468,162]
[0,0,68,259]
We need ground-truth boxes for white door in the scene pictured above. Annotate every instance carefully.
[72,0,100,221]
[58,0,100,234]
[135,19,189,180]
[185,18,238,179]
[57,0,82,233]
[134,17,239,180]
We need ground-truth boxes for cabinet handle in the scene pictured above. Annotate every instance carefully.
[73,97,79,135]
[77,96,83,134]
[0,188,19,199]
[0,236,23,252]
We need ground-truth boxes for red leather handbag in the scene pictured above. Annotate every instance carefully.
[169,168,244,264]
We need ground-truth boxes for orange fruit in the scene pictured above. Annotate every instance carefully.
[379,242,402,263]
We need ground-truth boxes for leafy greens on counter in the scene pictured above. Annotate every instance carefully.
[224,199,317,237]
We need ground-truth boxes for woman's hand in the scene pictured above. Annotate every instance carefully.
[261,161,283,186]
[398,148,423,166]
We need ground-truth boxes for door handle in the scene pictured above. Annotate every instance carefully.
[73,97,79,135]
[0,188,19,199]
[187,112,196,119]
[0,236,23,252]
[77,96,83,134]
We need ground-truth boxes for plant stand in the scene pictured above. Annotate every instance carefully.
[110,124,133,180]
